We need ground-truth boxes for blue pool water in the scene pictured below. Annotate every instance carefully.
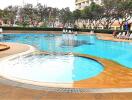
[0,55,103,83]
[1,33,132,69]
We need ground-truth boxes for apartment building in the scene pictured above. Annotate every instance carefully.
[75,0,102,10]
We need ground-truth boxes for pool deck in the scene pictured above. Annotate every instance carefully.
[2,30,62,34]
[0,43,30,58]
[0,34,132,99]
[2,30,89,34]
[96,33,132,42]
[0,82,131,100]
[0,83,131,100]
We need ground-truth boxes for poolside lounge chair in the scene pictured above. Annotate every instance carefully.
[120,32,126,39]
[116,32,122,39]
[124,32,130,40]
[69,30,72,34]
[90,31,94,35]
[65,29,68,33]
[128,34,132,40]
[63,29,66,34]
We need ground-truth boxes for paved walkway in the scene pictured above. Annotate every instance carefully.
[0,82,131,100]
[0,43,30,58]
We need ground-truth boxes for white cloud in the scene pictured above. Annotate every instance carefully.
[0,0,75,11]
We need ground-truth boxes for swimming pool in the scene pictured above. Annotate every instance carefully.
[1,33,132,69]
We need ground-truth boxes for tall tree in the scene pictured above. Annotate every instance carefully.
[3,6,18,26]
[99,0,117,29]
[19,4,37,27]
[72,9,81,26]
[116,0,132,30]
[0,9,3,18]
[59,7,72,28]
[88,2,103,29]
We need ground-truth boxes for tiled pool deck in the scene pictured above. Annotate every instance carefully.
[0,33,132,99]
[97,33,132,42]
[0,43,30,58]
[0,82,131,100]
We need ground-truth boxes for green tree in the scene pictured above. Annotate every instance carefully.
[89,2,103,29]
[19,4,35,27]
[0,9,3,18]
[2,6,18,26]
[99,0,117,29]
[115,0,132,30]
[59,7,72,28]
[72,9,81,26]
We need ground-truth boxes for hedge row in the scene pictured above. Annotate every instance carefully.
[0,26,131,34]
[0,26,63,31]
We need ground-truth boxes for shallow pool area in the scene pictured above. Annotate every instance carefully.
[0,54,103,83]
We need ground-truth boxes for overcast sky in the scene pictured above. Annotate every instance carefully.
[0,0,75,11]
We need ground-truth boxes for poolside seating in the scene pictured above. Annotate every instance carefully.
[90,31,94,35]
[124,32,130,40]
[69,30,72,34]
[116,32,127,39]
[65,29,68,33]
[128,34,132,40]
[115,31,132,40]
[116,32,122,39]
[63,29,76,34]
[62,29,66,33]
[120,32,126,39]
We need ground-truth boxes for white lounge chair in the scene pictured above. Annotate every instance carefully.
[69,30,72,34]
[62,29,66,33]
[116,32,122,39]
[65,29,68,33]
[90,31,94,35]
[124,32,130,40]
[120,32,126,39]
[129,34,132,40]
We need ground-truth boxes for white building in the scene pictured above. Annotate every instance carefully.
[75,0,102,10]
